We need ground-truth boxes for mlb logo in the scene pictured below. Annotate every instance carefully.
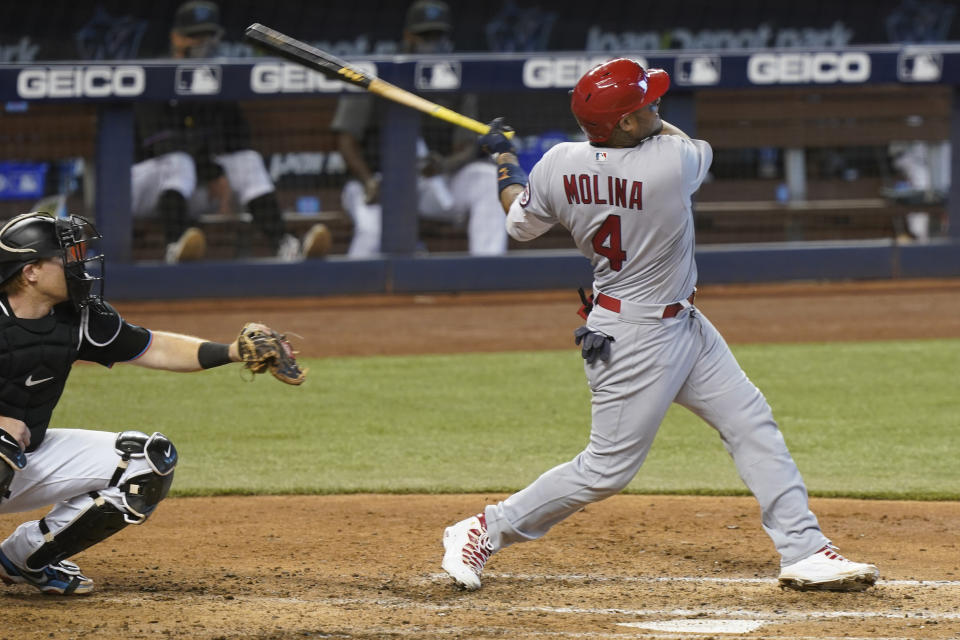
[595,152,607,162]
[0,162,48,200]
[675,56,721,86]
[415,61,461,90]
[175,65,222,95]
[898,51,942,82]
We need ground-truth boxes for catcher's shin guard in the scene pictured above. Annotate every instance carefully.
[24,431,177,570]
[25,493,128,570]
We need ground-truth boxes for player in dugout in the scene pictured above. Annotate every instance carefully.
[331,0,507,257]
[131,0,331,263]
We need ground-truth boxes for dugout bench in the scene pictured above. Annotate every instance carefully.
[692,84,950,243]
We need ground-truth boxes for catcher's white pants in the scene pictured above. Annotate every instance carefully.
[0,429,160,568]
[131,150,275,217]
[341,160,508,258]
[483,308,830,567]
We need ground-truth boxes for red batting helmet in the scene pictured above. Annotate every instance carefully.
[570,58,670,142]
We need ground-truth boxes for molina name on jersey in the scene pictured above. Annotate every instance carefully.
[562,174,643,210]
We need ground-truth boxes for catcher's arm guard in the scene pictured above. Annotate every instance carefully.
[236,323,307,385]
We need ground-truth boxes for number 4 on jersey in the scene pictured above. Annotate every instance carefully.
[592,214,626,271]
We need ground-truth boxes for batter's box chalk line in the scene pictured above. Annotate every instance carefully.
[618,619,766,634]
[425,571,960,588]
[102,593,960,621]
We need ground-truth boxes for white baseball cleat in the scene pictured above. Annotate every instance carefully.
[441,513,493,590]
[276,224,332,261]
[778,545,879,591]
[276,234,302,262]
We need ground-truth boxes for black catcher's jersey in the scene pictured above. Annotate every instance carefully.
[0,295,152,452]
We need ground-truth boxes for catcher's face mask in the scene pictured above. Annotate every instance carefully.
[0,212,103,310]
[55,215,105,311]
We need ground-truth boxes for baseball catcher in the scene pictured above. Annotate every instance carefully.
[0,211,305,596]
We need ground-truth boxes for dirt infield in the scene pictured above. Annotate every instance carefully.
[113,277,960,357]
[3,278,960,639]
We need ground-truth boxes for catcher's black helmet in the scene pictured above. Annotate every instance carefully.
[0,212,104,309]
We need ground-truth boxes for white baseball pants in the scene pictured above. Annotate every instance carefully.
[484,307,830,567]
[0,429,160,567]
[131,150,274,217]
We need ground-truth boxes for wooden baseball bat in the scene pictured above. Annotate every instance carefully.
[244,23,512,138]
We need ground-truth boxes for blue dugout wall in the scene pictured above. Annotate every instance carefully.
[1,45,960,299]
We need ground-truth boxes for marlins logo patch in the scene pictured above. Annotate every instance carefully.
[595,152,607,162]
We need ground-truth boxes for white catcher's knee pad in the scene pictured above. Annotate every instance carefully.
[112,431,178,523]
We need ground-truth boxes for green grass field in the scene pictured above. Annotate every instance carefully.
[53,338,959,500]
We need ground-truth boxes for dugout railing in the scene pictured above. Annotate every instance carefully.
[0,47,959,299]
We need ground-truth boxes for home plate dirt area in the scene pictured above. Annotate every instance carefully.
[2,495,958,639]
[2,279,959,639]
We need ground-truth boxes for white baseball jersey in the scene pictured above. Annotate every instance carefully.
[506,136,712,303]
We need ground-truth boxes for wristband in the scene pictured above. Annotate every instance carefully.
[198,342,232,369]
[496,162,528,194]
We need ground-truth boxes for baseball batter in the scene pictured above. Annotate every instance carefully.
[441,58,879,592]
[0,212,302,595]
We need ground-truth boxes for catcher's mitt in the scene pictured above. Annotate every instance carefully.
[237,323,307,385]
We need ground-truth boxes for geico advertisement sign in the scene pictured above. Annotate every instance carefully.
[747,52,870,84]
[251,61,377,93]
[17,66,145,98]
[523,56,647,88]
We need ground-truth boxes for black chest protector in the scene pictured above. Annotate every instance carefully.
[0,300,81,451]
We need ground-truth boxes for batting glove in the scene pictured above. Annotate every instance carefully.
[573,326,614,364]
[478,117,516,158]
